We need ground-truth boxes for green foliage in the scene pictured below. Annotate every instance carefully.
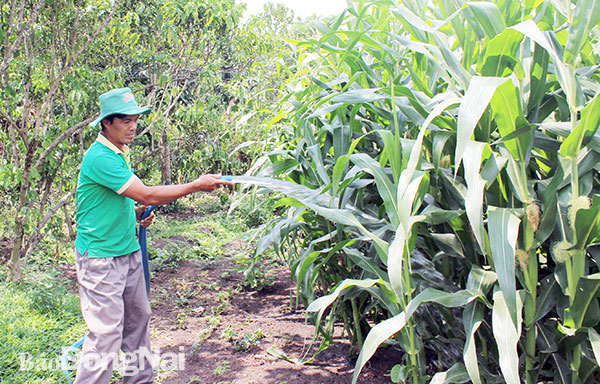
[0,268,85,383]
[222,328,266,352]
[247,0,600,382]
[212,360,230,376]
[0,0,305,276]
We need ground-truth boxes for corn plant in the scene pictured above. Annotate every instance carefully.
[246,0,600,383]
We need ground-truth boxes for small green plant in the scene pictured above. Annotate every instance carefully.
[187,376,205,384]
[221,328,238,341]
[190,342,203,361]
[198,280,220,291]
[152,244,185,272]
[211,301,230,315]
[196,328,212,345]
[213,360,230,376]
[175,311,188,329]
[220,271,232,279]
[205,315,222,329]
[222,328,266,352]
[0,268,86,383]
[173,281,196,308]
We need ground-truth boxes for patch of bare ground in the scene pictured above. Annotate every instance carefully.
[149,241,397,384]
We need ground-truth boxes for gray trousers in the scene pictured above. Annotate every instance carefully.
[74,249,154,384]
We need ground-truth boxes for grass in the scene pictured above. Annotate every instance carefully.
[0,266,86,384]
[147,195,259,273]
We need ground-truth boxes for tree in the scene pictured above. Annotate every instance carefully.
[1,0,122,281]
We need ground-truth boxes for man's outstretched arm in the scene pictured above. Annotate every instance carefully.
[122,174,232,206]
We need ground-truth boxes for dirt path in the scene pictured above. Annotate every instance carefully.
[148,245,396,384]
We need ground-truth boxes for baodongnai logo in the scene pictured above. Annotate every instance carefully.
[18,347,185,375]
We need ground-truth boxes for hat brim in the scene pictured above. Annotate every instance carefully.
[89,106,152,127]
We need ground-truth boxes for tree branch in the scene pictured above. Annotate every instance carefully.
[0,0,46,84]
[35,117,93,168]
[23,186,77,261]
[36,0,123,125]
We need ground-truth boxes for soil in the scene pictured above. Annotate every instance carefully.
[147,245,397,384]
[47,215,400,384]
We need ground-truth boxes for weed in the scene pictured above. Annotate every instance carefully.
[222,328,267,352]
[187,376,205,384]
[152,287,170,308]
[221,328,238,341]
[213,360,230,376]
[205,315,222,329]
[190,342,203,361]
[216,289,233,301]
[175,312,188,329]
[211,301,230,315]
[198,280,220,291]
[0,268,86,383]
[220,271,232,279]
[196,328,212,344]
[237,268,276,292]
[152,244,185,272]
[174,281,196,308]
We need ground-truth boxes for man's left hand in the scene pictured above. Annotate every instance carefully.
[135,206,156,227]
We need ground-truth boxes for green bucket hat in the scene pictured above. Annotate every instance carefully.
[89,87,151,127]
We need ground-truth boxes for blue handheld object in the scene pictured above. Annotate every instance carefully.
[139,205,157,295]
[220,175,232,182]
[61,335,85,383]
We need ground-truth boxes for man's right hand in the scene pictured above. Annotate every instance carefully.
[192,174,233,192]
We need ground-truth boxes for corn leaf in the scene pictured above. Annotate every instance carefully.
[492,290,523,384]
[488,207,521,326]
[490,80,531,161]
[430,362,470,384]
[351,153,399,227]
[388,177,427,299]
[563,273,600,329]
[560,94,600,158]
[456,76,507,172]
[463,141,488,252]
[462,302,484,384]
[511,20,583,109]
[589,328,600,366]
[564,0,600,65]
[477,29,523,77]
[352,289,481,384]
[572,194,600,250]
[465,2,506,39]
[306,278,380,326]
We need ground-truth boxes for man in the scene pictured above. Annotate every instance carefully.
[74,87,231,383]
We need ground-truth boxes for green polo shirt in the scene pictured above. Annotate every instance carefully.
[75,133,139,258]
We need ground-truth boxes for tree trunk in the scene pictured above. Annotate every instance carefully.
[160,131,171,185]
[63,203,75,241]
[24,187,77,261]
[8,139,39,282]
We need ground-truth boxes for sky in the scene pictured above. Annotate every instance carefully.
[237,0,349,18]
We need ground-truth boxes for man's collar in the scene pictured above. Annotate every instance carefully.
[96,132,130,156]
